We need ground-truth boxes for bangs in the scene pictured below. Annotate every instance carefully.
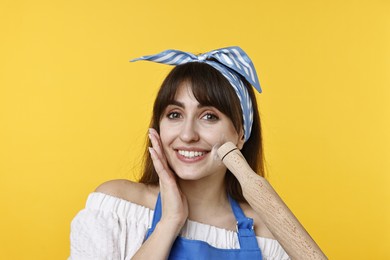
[153,62,243,132]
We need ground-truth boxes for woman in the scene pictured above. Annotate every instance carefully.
[69,47,326,259]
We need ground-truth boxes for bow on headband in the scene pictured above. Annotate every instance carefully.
[130,46,261,142]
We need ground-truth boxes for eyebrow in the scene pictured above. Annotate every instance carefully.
[168,100,206,109]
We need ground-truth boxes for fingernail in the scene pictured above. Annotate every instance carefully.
[148,147,157,159]
[148,128,153,134]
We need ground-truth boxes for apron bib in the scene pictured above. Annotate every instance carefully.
[145,193,262,259]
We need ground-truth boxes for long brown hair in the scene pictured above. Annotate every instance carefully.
[139,62,264,202]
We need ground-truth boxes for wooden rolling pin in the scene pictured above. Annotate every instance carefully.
[217,142,327,260]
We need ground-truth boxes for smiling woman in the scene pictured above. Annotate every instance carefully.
[141,61,254,200]
[68,47,326,259]
[159,82,243,181]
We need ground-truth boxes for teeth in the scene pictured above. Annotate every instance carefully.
[178,150,205,158]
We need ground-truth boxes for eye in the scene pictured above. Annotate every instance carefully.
[167,111,182,119]
[202,113,219,121]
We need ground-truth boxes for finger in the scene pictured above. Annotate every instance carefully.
[148,147,175,185]
[149,128,170,169]
[148,129,163,156]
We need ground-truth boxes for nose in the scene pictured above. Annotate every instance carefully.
[179,118,200,143]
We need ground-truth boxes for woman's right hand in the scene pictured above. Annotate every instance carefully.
[148,128,188,235]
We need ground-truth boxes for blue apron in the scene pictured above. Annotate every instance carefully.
[145,193,262,259]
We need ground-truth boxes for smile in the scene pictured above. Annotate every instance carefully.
[177,150,206,159]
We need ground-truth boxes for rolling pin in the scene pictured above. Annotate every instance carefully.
[217,142,327,260]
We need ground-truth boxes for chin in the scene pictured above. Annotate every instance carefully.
[175,172,206,181]
[174,167,225,182]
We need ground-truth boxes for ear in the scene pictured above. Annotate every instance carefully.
[237,128,245,150]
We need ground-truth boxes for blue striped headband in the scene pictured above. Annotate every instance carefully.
[130,46,262,142]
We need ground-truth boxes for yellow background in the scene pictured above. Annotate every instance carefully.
[1,0,389,259]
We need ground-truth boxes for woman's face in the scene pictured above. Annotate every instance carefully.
[159,82,244,181]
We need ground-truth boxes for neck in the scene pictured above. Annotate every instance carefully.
[178,174,230,221]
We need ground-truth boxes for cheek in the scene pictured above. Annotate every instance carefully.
[158,131,168,147]
[223,130,240,143]
[205,124,240,143]
[159,121,175,146]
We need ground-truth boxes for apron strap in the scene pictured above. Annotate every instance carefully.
[228,195,259,250]
[145,192,162,240]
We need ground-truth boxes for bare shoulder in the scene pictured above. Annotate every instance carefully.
[95,179,160,209]
[240,202,275,239]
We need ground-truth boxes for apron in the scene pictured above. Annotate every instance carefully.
[145,193,263,259]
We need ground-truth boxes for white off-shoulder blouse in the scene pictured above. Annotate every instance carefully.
[69,192,290,260]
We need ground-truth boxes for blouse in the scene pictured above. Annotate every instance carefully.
[69,192,290,260]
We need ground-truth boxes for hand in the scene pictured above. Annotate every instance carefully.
[216,141,253,184]
[211,134,244,165]
[148,128,188,235]
[210,134,228,163]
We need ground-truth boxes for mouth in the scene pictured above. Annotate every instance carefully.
[175,148,209,161]
[177,150,207,159]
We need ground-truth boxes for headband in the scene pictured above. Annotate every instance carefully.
[130,46,261,142]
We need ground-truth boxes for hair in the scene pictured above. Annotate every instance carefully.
[139,62,264,202]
